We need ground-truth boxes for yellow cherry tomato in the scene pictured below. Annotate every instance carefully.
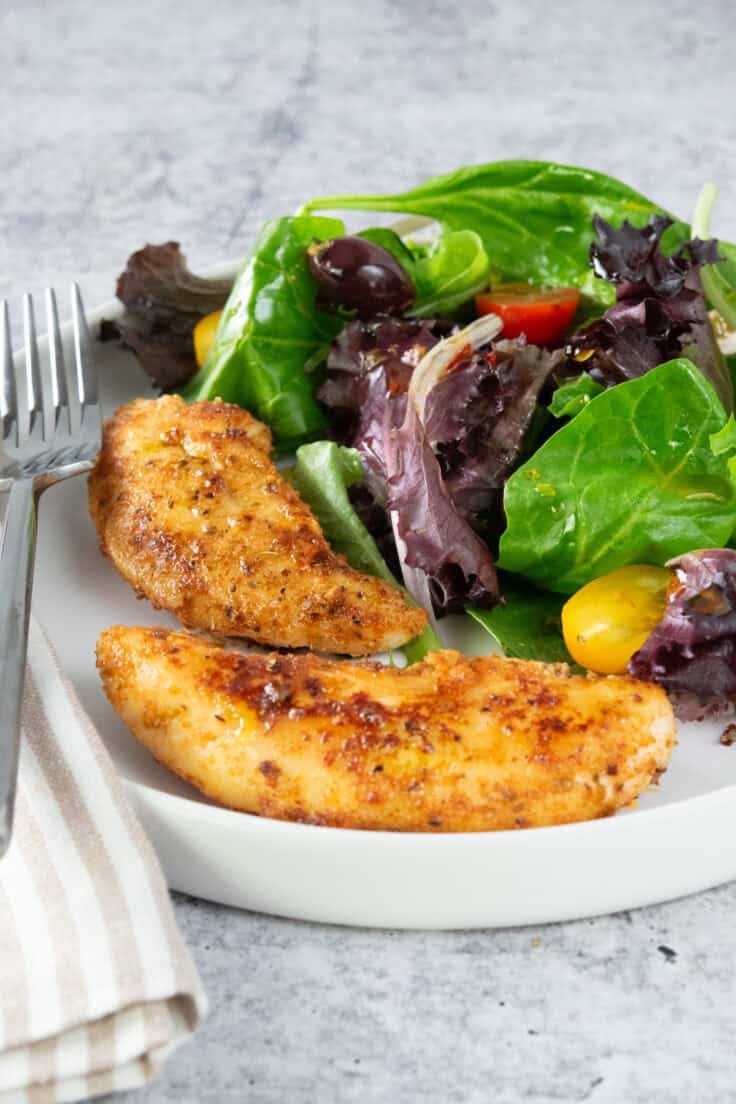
[193,310,223,368]
[561,565,672,675]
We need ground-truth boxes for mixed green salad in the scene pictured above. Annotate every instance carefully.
[102,159,736,723]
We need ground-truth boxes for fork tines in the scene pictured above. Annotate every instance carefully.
[0,286,100,471]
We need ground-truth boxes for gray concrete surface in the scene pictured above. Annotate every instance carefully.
[2,0,735,1100]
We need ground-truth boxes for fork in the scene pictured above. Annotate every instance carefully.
[0,286,101,857]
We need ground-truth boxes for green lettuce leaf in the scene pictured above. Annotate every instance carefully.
[287,440,440,661]
[288,441,395,582]
[400,626,441,666]
[710,414,736,458]
[549,373,604,419]
[180,215,345,452]
[498,358,736,593]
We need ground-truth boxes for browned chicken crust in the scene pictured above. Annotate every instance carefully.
[97,626,676,832]
[88,396,425,654]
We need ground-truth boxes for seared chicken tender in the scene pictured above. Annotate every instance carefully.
[88,397,425,654]
[97,626,675,832]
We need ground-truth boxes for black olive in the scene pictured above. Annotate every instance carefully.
[307,236,415,318]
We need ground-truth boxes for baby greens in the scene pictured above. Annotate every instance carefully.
[302,161,736,310]
[181,216,345,452]
[174,164,736,461]
[499,359,736,593]
[178,215,490,453]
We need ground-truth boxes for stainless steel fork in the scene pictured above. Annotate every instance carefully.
[0,287,101,857]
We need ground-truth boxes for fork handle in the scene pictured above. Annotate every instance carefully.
[0,478,38,856]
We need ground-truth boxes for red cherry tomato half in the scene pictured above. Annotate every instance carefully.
[475,283,580,345]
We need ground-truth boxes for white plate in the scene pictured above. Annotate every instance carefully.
[26,263,736,929]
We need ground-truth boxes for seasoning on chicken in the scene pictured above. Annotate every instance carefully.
[88,396,426,655]
[97,626,676,832]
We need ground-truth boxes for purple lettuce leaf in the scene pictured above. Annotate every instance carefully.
[99,242,232,390]
[386,402,499,613]
[318,319,557,614]
[319,317,563,614]
[423,338,563,517]
[567,216,732,410]
[589,213,720,295]
[628,549,736,721]
[317,315,446,499]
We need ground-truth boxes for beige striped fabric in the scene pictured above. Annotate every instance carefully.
[0,621,208,1104]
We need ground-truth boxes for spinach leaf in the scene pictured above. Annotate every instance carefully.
[470,591,578,666]
[357,227,417,266]
[409,229,490,317]
[548,373,604,419]
[498,358,736,594]
[302,160,736,310]
[287,440,441,661]
[466,579,575,665]
[180,216,345,452]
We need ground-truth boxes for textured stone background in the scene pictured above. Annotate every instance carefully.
[2,0,736,1101]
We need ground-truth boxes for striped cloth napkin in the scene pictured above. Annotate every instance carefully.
[0,621,208,1104]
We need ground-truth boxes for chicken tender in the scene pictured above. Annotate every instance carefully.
[88,396,425,654]
[97,626,675,832]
